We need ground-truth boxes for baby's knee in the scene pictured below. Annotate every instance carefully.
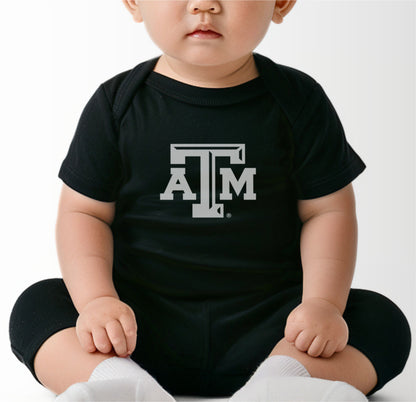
[352,289,411,342]
[10,279,66,332]
[346,288,412,393]
[12,278,63,303]
[9,278,78,369]
[10,279,62,322]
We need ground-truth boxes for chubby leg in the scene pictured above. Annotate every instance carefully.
[268,339,377,395]
[34,327,176,402]
[227,287,411,401]
[272,287,411,396]
[9,279,116,394]
[10,279,176,401]
[273,288,412,397]
[33,327,116,394]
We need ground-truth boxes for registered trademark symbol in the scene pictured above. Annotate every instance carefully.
[226,213,232,218]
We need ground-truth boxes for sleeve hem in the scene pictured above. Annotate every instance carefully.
[295,157,366,200]
[58,164,117,202]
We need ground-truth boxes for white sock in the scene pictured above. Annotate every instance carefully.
[230,355,368,402]
[55,357,175,402]
[247,355,311,383]
[88,356,155,381]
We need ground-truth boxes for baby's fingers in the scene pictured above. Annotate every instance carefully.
[92,326,113,354]
[307,336,327,357]
[77,327,96,353]
[119,313,138,355]
[293,330,315,353]
[284,321,302,344]
[320,340,338,358]
[106,320,128,357]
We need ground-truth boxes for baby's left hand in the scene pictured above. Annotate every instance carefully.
[284,298,349,358]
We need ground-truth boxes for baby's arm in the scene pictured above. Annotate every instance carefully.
[284,183,357,358]
[56,183,118,310]
[56,183,137,357]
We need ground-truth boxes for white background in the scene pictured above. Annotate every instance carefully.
[1,1,414,401]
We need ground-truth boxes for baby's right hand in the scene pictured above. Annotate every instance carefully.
[76,296,138,357]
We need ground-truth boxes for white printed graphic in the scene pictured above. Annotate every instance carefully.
[160,144,256,218]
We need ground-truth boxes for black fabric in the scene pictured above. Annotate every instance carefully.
[9,279,412,397]
[57,52,366,301]
[8,279,79,382]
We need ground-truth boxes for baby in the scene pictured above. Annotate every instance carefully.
[9,0,411,401]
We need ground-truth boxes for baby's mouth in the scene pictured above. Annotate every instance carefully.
[187,30,222,39]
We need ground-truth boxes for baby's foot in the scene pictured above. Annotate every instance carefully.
[229,376,367,402]
[55,377,176,402]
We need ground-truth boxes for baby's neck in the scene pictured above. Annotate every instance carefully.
[153,53,260,88]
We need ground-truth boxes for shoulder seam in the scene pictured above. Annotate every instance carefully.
[291,81,321,129]
[253,53,320,127]
[113,65,142,118]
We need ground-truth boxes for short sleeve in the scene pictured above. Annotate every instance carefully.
[58,84,123,202]
[291,82,366,200]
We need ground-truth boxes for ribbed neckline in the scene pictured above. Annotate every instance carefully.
[145,69,268,106]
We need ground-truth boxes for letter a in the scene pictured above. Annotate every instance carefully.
[160,167,196,200]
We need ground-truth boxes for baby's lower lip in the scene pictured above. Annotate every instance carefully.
[187,30,222,39]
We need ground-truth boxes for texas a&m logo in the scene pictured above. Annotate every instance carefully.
[160,144,256,218]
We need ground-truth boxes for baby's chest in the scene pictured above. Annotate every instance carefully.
[117,104,294,202]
